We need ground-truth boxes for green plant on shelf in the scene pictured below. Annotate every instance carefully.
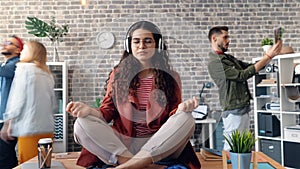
[261,37,274,46]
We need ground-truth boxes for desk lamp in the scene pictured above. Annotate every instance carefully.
[199,82,213,104]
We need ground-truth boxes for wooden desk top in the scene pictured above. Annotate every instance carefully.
[15,151,284,169]
[197,151,285,169]
[13,152,84,169]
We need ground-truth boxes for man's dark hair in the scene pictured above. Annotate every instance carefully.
[208,26,229,42]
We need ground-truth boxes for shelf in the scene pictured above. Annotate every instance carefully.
[257,136,282,141]
[47,61,68,153]
[253,53,300,168]
[281,111,300,115]
[281,83,300,87]
[256,110,281,114]
[283,139,300,143]
[257,84,277,87]
[258,72,278,75]
[256,95,278,99]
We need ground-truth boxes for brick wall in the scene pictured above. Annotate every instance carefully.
[1,0,300,152]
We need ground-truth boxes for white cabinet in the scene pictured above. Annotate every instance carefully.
[253,53,300,168]
[47,61,68,153]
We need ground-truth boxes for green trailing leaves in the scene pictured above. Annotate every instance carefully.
[261,37,274,46]
[25,16,69,44]
[224,130,256,153]
[25,17,49,37]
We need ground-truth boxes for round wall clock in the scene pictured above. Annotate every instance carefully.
[96,31,115,49]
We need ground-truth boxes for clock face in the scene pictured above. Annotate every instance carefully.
[96,32,115,49]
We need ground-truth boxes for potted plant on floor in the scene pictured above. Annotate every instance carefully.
[25,16,69,62]
[261,37,273,52]
[224,130,256,169]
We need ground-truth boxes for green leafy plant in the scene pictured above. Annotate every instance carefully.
[224,130,256,153]
[92,98,101,108]
[25,16,69,61]
[261,37,274,46]
[25,16,69,44]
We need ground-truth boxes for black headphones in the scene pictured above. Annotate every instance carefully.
[124,21,164,53]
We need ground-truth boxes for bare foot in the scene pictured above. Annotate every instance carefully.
[111,150,153,169]
[117,150,133,164]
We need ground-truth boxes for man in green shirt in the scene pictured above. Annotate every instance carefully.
[207,26,282,150]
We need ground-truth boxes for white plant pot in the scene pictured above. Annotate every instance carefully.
[53,44,59,62]
[262,45,272,52]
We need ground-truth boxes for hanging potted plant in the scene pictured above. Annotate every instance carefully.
[261,37,274,52]
[224,130,257,169]
[25,16,69,62]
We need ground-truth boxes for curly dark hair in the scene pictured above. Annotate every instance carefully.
[103,21,180,107]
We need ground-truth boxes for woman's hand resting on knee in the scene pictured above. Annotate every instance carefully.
[177,97,199,113]
[66,101,102,118]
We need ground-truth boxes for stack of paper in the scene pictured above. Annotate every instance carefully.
[200,148,222,161]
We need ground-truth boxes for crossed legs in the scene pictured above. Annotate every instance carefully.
[74,112,195,169]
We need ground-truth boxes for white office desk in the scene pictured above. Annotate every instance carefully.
[194,118,217,149]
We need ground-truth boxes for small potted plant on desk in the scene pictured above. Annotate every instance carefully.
[224,130,256,169]
[261,37,274,52]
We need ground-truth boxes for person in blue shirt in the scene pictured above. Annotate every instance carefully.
[0,35,23,169]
